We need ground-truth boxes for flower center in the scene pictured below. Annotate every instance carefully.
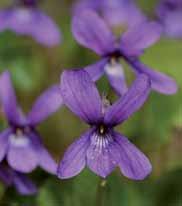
[9,128,30,147]
[19,0,37,7]
[104,58,124,77]
[98,124,108,135]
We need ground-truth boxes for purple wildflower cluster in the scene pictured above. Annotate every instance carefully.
[0,0,179,196]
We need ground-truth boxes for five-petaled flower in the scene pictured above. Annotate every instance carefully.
[57,69,152,180]
[0,0,61,47]
[0,71,63,174]
[72,10,177,96]
[157,0,182,38]
[0,163,37,195]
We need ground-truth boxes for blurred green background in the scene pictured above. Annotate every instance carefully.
[0,0,181,205]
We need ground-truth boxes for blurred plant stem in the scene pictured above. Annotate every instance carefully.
[95,178,107,206]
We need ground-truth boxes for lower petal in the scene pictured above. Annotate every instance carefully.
[86,131,117,178]
[13,172,37,195]
[57,129,92,179]
[0,164,13,186]
[104,61,128,96]
[30,132,57,175]
[114,132,152,180]
[7,139,38,173]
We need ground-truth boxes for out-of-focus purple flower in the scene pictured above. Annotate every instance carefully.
[73,0,145,29]
[0,0,61,47]
[101,0,145,29]
[157,0,182,38]
[0,70,63,174]
[73,0,101,14]
[57,70,152,180]
[72,10,177,96]
[0,164,37,195]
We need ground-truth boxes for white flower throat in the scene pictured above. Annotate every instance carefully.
[9,129,30,147]
[104,59,124,78]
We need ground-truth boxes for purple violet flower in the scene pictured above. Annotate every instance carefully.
[72,10,177,96]
[0,0,61,47]
[73,0,145,29]
[0,70,63,174]
[0,164,37,195]
[57,69,152,180]
[157,0,182,38]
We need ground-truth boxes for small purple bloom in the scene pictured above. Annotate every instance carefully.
[157,0,182,38]
[0,71,63,174]
[101,0,145,28]
[0,164,37,195]
[72,10,178,96]
[57,70,152,180]
[0,0,61,47]
[73,0,145,29]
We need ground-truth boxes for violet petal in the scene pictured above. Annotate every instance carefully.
[60,69,102,124]
[30,132,57,175]
[0,71,23,125]
[27,84,63,126]
[13,172,37,195]
[72,10,115,55]
[132,60,178,95]
[86,131,117,178]
[57,129,92,179]
[121,21,162,57]
[84,59,108,81]
[114,132,152,180]
[7,136,38,173]
[104,74,151,126]
[104,62,128,96]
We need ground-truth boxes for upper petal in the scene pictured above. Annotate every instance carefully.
[57,129,92,179]
[27,84,63,126]
[102,0,145,28]
[86,130,118,178]
[84,59,107,81]
[13,172,37,195]
[60,69,102,124]
[114,132,152,180]
[7,8,61,47]
[30,10,61,47]
[120,21,162,57]
[0,71,23,125]
[72,10,115,55]
[104,74,151,126]
[131,60,178,95]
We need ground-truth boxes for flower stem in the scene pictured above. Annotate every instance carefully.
[95,178,107,206]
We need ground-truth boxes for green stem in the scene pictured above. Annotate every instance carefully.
[95,178,107,206]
